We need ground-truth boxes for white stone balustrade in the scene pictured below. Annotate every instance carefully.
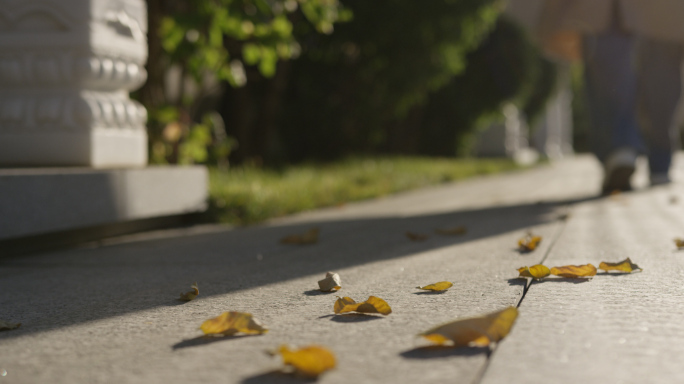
[0,0,149,167]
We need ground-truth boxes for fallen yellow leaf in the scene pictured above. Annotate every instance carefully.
[406,231,428,241]
[416,281,453,292]
[435,226,467,236]
[0,320,21,331]
[334,296,392,315]
[200,311,268,336]
[278,345,336,378]
[419,307,518,347]
[518,265,551,279]
[318,272,342,292]
[599,258,641,273]
[518,233,542,252]
[280,228,319,245]
[675,238,684,249]
[550,264,597,278]
[178,282,199,301]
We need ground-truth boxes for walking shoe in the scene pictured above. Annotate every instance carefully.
[602,148,637,194]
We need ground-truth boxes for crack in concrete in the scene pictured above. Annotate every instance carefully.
[471,206,572,384]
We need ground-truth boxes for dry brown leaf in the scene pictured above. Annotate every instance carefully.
[406,231,428,241]
[278,345,336,377]
[518,233,542,252]
[200,311,268,336]
[333,296,392,315]
[675,238,684,249]
[318,272,342,292]
[550,264,597,278]
[178,282,199,301]
[435,226,467,236]
[518,265,551,279]
[419,307,518,347]
[416,281,453,292]
[280,228,319,245]
[599,258,641,273]
[0,320,21,331]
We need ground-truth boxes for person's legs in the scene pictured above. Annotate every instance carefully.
[583,31,642,192]
[636,38,683,184]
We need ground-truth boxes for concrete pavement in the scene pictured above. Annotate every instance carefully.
[1,154,683,383]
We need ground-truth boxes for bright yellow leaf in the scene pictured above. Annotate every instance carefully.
[675,238,684,249]
[333,296,356,314]
[334,296,392,315]
[518,233,542,252]
[278,345,336,377]
[435,226,467,236]
[178,282,199,301]
[599,258,641,273]
[0,320,21,331]
[200,311,268,336]
[417,281,453,292]
[420,307,518,347]
[550,264,597,278]
[406,231,428,241]
[280,228,319,245]
[518,265,551,279]
[318,272,342,292]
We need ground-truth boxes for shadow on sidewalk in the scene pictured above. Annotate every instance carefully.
[172,334,261,350]
[241,370,317,384]
[400,345,488,359]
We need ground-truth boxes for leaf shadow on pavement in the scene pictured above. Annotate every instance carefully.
[595,272,641,277]
[413,290,449,295]
[400,345,488,359]
[506,278,528,287]
[531,278,592,285]
[302,289,337,296]
[172,334,258,350]
[514,248,537,255]
[241,370,316,384]
[328,313,383,323]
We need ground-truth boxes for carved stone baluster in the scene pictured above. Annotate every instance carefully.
[0,0,148,167]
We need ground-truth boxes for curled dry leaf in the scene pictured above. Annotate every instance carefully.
[435,226,467,236]
[416,281,453,292]
[318,272,342,292]
[280,228,319,245]
[518,265,551,279]
[675,238,684,249]
[334,296,392,315]
[420,307,518,347]
[0,320,21,331]
[278,345,336,378]
[518,233,542,252]
[550,264,597,278]
[599,258,641,273]
[178,282,199,301]
[406,231,428,241]
[200,311,267,336]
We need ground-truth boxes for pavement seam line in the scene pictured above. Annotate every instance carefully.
[471,206,572,384]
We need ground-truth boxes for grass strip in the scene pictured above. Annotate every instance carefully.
[208,157,523,225]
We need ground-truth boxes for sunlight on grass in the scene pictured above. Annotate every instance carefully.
[208,157,524,225]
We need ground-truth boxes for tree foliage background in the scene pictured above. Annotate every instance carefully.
[136,0,558,166]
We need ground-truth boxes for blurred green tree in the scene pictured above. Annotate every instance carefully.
[137,0,558,165]
[136,0,348,165]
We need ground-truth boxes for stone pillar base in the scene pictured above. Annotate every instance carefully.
[0,166,208,240]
